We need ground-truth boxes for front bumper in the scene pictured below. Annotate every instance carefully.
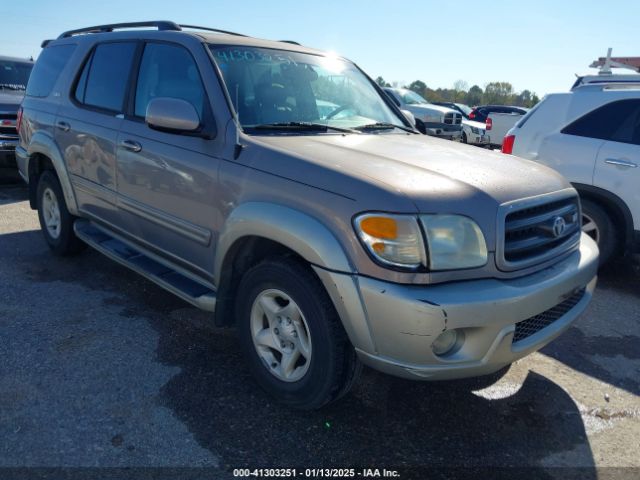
[467,132,490,145]
[0,136,18,168]
[314,233,599,381]
[424,122,462,140]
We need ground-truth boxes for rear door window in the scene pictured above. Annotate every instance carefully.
[26,44,75,97]
[562,99,640,145]
[75,42,137,112]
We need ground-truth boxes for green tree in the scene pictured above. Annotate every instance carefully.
[483,82,514,104]
[407,80,427,96]
[465,85,483,106]
[375,76,390,87]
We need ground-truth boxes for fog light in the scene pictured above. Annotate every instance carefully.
[432,329,459,356]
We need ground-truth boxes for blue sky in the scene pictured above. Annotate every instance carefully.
[1,0,636,96]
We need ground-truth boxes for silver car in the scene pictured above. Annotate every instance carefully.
[17,21,598,409]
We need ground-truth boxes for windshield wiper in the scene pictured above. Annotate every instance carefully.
[355,122,416,133]
[252,122,361,134]
[0,83,26,91]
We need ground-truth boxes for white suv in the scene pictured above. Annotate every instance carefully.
[503,75,640,266]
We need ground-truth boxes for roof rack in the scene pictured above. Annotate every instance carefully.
[179,25,247,37]
[590,48,640,74]
[57,21,249,40]
[58,21,181,38]
[571,48,640,90]
[280,40,301,45]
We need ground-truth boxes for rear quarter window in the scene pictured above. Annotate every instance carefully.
[561,99,640,144]
[26,44,76,98]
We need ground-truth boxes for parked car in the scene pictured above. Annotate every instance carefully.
[503,74,640,266]
[18,21,598,409]
[384,88,462,140]
[432,101,490,146]
[0,55,34,174]
[486,110,528,148]
[468,105,529,123]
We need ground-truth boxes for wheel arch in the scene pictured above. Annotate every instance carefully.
[26,132,78,214]
[213,202,355,327]
[572,182,634,252]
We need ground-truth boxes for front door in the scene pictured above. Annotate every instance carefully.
[116,41,222,282]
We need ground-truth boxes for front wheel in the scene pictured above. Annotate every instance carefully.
[461,132,468,144]
[36,170,86,256]
[236,257,361,409]
[581,198,618,266]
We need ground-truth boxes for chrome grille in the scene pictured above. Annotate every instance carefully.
[513,288,585,343]
[499,194,581,270]
[443,112,462,125]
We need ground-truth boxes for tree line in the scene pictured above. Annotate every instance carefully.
[375,77,540,108]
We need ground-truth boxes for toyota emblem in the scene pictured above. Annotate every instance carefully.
[552,216,566,237]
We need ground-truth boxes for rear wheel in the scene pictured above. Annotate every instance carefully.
[36,170,86,256]
[236,257,361,409]
[581,198,618,266]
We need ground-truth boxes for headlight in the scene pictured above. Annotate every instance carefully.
[420,215,488,270]
[354,213,425,269]
[470,126,484,135]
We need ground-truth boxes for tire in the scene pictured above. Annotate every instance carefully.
[415,119,426,134]
[581,198,618,266]
[236,257,361,409]
[461,132,468,144]
[36,170,86,256]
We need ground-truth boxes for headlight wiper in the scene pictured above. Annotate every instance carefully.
[252,122,361,134]
[355,122,416,133]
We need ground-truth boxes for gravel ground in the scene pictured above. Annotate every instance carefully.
[1,182,639,479]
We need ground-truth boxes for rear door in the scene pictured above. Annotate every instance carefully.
[56,41,138,228]
[593,99,640,231]
[115,41,222,282]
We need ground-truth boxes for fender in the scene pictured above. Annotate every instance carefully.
[26,131,78,215]
[214,202,355,282]
[572,182,635,250]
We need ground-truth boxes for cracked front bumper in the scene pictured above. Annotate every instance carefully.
[315,234,599,381]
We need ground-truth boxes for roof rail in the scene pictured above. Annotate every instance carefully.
[58,20,181,39]
[179,24,247,37]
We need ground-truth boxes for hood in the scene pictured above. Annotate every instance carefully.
[462,119,486,129]
[249,133,571,247]
[0,90,24,112]
[408,103,454,115]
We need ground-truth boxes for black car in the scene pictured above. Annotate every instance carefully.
[468,105,528,123]
[1,55,34,174]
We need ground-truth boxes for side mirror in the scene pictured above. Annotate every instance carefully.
[401,109,416,127]
[146,97,200,133]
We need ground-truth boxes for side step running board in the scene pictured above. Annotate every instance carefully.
[74,219,217,312]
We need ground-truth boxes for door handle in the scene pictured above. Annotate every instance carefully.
[605,158,637,168]
[119,139,142,153]
[56,121,70,132]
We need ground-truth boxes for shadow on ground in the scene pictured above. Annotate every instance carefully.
[541,258,640,396]
[1,212,614,474]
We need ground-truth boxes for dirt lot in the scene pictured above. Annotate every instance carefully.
[1,182,639,479]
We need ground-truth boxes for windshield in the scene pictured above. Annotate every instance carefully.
[209,45,406,132]
[456,103,472,117]
[401,90,429,105]
[0,60,32,90]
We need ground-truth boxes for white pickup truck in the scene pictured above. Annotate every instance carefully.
[487,112,527,148]
[469,105,528,148]
[384,88,462,140]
